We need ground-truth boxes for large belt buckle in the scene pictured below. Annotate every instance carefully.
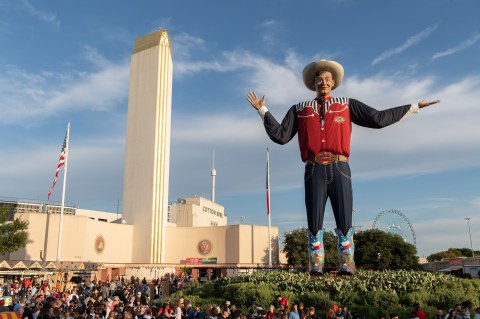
[315,152,334,165]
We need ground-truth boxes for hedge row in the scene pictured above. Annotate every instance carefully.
[167,270,480,318]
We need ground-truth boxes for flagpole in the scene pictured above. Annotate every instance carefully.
[56,122,70,262]
[267,148,272,267]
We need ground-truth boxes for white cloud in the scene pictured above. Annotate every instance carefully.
[371,24,438,66]
[82,46,113,68]
[173,50,306,107]
[172,32,206,60]
[432,31,480,59]
[0,49,130,124]
[18,0,60,29]
[258,20,283,48]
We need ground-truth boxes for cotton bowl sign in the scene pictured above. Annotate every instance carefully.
[186,257,217,264]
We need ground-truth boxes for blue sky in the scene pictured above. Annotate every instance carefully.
[1,0,479,257]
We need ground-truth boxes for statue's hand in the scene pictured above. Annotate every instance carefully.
[247,91,266,110]
[418,99,440,108]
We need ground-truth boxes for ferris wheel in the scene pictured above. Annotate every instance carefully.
[372,209,416,246]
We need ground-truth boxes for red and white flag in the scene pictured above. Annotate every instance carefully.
[266,148,271,215]
[48,130,68,199]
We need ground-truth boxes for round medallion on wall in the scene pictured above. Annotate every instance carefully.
[95,235,105,254]
[197,239,212,255]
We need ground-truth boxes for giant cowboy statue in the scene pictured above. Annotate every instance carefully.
[247,59,440,276]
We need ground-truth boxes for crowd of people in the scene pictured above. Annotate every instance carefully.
[0,277,479,319]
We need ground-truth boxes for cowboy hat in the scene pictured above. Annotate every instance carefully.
[302,59,344,91]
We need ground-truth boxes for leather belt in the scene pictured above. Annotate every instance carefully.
[306,151,349,165]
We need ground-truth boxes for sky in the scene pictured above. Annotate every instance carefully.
[0,0,479,257]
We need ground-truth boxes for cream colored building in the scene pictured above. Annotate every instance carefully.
[4,212,133,264]
[122,30,172,264]
[1,197,283,277]
[164,224,279,265]
[169,196,227,227]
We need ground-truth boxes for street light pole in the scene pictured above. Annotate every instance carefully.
[465,217,474,257]
[352,208,356,228]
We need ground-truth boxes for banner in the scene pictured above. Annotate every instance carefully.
[186,257,217,264]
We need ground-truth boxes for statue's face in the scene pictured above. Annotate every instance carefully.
[314,71,335,97]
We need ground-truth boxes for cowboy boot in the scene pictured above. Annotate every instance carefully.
[307,229,325,276]
[334,228,356,275]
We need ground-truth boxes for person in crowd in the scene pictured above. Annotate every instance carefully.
[222,302,231,316]
[276,297,288,310]
[409,311,420,319]
[17,305,25,318]
[445,309,457,319]
[184,304,194,319]
[325,304,339,319]
[0,298,11,312]
[24,300,34,319]
[298,303,305,319]
[305,307,316,319]
[288,304,299,319]
[193,305,204,319]
[454,305,465,319]
[174,299,184,319]
[411,304,426,319]
[462,304,471,319]
[473,308,480,319]
[266,305,275,319]
[432,310,443,319]
[13,297,24,312]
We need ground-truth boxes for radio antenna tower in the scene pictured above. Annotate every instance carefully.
[211,150,216,202]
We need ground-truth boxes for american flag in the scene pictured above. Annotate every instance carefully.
[266,148,271,215]
[47,130,68,199]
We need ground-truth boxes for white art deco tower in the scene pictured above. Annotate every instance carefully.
[123,30,172,263]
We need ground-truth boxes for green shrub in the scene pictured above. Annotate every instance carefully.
[298,291,333,312]
[358,289,399,309]
[427,287,464,310]
[349,305,382,319]
[222,282,278,310]
[159,269,478,318]
[398,289,430,307]
[428,279,480,310]
[198,281,219,298]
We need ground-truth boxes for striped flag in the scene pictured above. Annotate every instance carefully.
[47,130,68,199]
[266,148,271,215]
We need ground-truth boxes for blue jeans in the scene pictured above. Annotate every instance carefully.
[304,161,353,235]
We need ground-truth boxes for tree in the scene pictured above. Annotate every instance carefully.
[354,229,419,270]
[0,204,29,254]
[427,248,480,262]
[282,227,337,268]
[282,228,308,267]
